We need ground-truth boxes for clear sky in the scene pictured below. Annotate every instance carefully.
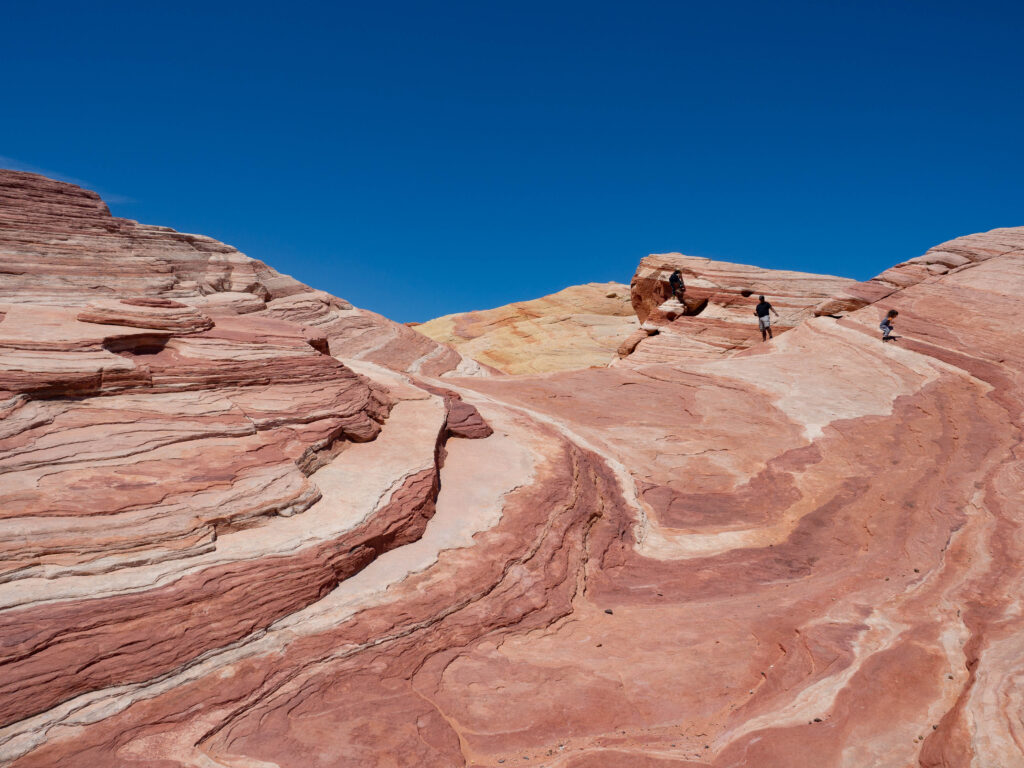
[3,1,1022,322]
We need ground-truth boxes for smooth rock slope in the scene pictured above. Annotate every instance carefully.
[415,282,638,374]
[2,169,1024,768]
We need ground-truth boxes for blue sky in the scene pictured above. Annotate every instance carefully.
[3,1,1022,321]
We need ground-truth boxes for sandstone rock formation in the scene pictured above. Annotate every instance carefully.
[2,168,1024,768]
[0,171,486,379]
[811,227,1023,317]
[621,254,855,362]
[0,169,491,755]
[415,282,638,374]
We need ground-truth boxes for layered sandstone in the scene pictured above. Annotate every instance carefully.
[0,170,485,378]
[415,282,638,374]
[812,227,1024,316]
[3,169,1024,768]
[621,254,855,362]
[0,170,492,751]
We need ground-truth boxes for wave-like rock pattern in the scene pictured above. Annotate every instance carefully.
[0,170,491,755]
[2,169,1024,767]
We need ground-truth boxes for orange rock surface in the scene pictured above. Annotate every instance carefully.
[2,169,1024,768]
[415,282,638,374]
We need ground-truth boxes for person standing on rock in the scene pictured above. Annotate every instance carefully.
[880,309,898,341]
[669,269,686,301]
[754,295,780,341]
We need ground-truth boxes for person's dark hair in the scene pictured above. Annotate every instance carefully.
[759,295,765,301]
[887,309,899,318]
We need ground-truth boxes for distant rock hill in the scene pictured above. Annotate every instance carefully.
[414,282,638,374]
[3,167,1024,767]
[414,257,855,375]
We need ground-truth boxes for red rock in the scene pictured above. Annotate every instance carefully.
[624,253,855,362]
[76,298,214,333]
[812,227,1024,316]
[3,167,1024,768]
[414,380,494,440]
[0,170,488,750]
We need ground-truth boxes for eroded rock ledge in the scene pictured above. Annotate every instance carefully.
[622,253,855,362]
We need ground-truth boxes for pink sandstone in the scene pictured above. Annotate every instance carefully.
[2,168,1024,768]
[622,253,856,363]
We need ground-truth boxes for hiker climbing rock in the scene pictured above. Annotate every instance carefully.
[754,295,779,341]
[669,269,686,301]
[880,309,898,341]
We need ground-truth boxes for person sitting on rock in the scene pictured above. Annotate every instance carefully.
[668,269,686,301]
[880,309,898,341]
[754,295,780,341]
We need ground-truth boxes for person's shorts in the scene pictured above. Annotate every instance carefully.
[758,315,771,330]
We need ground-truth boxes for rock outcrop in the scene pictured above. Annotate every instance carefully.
[415,282,638,374]
[3,168,1024,768]
[622,253,855,362]
[812,227,1024,316]
[0,171,485,379]
[0,169,492,755]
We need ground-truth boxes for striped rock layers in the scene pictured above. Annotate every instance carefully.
[2,168,1024,767]
[620,254,855,362]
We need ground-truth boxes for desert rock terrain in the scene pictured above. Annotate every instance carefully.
[415,282,638,374]
[2,169,1023,767]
